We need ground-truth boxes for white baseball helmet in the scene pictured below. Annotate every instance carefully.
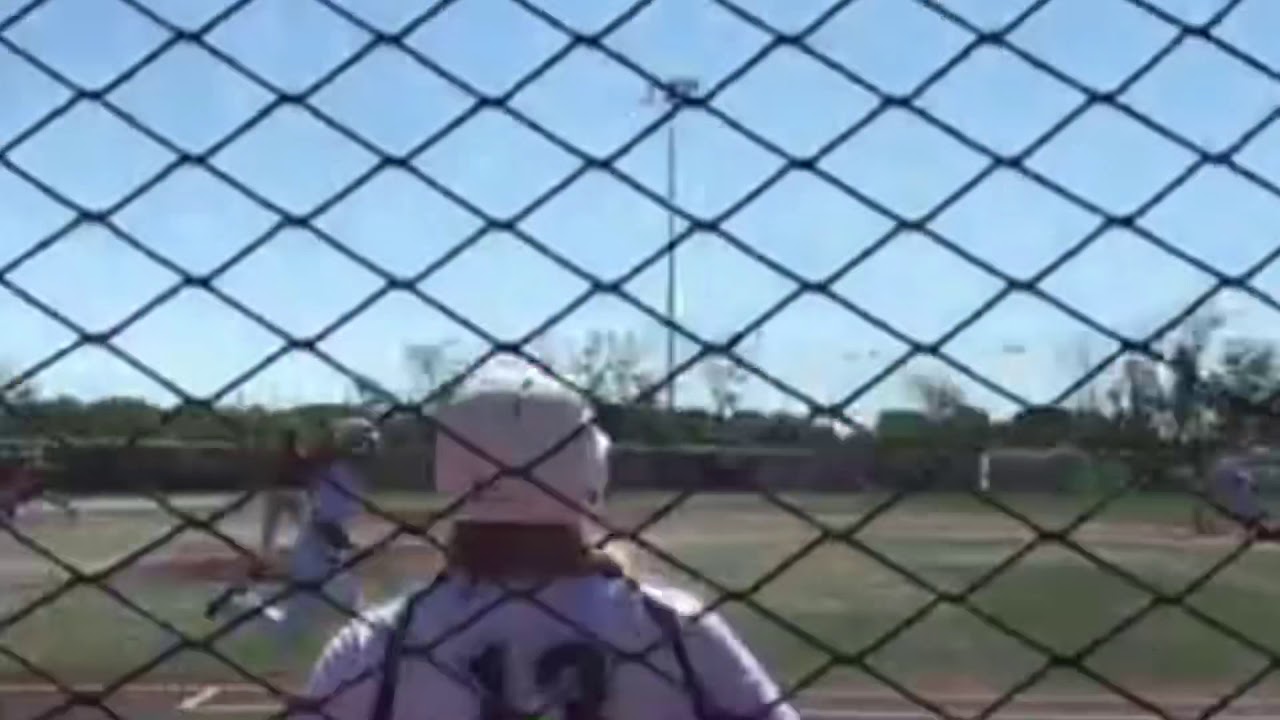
[331,416,381,457]
[433,386,610,527]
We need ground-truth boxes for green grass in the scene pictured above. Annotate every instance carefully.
[1,583,304,680]
[375,489,1202,521]
[2,491,1277,697]
[639,494,1280,695]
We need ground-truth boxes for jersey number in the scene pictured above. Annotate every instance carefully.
[468,642,608,720]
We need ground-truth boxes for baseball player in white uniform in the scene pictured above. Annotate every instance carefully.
[294,384,799,720]
[206,417,381,645]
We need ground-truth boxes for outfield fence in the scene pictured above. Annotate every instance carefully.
[2,0,1280,718]
[0,433,1211,495]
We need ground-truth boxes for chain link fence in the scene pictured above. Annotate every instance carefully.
[2,0,1280,718]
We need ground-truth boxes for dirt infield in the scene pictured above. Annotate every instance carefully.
[128,539,444,587]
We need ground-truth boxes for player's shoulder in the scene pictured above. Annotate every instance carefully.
[299,596,417,717]
[312,575,475,670]
[306,593,419,696]
[636,582,707,618]
[317,597,404,661]
[630,580,743,641]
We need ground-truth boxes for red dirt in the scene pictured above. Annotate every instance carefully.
[131,540,446,585]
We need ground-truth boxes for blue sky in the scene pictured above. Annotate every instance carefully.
[1,0,1280,421]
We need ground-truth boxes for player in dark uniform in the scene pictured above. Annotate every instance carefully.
[0,447,76,524]
[260,428,311,558]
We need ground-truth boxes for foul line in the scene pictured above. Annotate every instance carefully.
[185,702,279,716]
[177,686,224,711]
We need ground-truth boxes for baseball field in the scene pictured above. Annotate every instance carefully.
[4,491,1280,719]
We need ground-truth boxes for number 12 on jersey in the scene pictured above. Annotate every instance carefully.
[468,641,609,720]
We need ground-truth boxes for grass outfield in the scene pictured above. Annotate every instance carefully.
[377,489,1207,526]
[2,491,1279,699]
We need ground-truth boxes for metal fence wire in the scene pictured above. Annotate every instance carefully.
[2,0,1280,718]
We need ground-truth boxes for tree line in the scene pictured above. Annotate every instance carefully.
[2,312,1277,455]
[0,330,834,449]
[891,309,1280,455]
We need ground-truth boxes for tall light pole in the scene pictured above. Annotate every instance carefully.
[645,76,700,411]
[1001,342,1028,403]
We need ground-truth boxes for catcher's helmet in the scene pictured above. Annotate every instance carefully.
[433,386,610,527]
[330,417,381,457]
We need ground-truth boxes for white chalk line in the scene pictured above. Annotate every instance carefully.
[177,685,223,711]
[184,703,276,715]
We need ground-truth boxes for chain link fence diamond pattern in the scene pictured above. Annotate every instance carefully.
[2,0,1280,718]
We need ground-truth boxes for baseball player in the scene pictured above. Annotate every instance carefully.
[0,448,76,525]
[206,417,381,645]
[260,428,311,558]
[295,385,799,720]
[0,459,33,525]
[1210,423,1272,535]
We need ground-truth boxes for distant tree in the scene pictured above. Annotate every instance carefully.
[351,373,397,411]
[404,340,466,410]
[1168,308,1225,444]
[0,369,38,435]
[700,334,756,420]
[565,331,608,399]
[563,330,657,404]
[80,397,166,438]
[1128,356,1165,430]
[906,372,968,421]
[702,356,747,419]
[1102,308,1225,444]
[0,365,37,406]
[1210,337,1280,438]
[1215,338,1278,402]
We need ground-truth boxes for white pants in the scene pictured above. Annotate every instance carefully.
[226,523,363,647]
[261,490,306,553]
[276,522,364,640]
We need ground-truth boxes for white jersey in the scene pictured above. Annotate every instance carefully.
[308,460,366,529]
[299,574,799,720]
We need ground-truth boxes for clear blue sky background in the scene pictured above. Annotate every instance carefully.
[1,0,1279,421]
